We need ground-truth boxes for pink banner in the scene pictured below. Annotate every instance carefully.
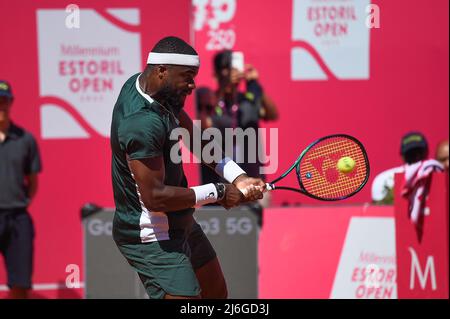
[394,173,449,299]
[1,0,448,299]
[0,0,192,298]
[259,205,395,298]
[192,0,449,206]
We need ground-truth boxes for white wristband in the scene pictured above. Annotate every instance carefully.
[215,157,247,183]
[190,183,218,206]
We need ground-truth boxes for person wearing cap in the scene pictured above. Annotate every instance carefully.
[0,81,42,299]
[371,132,430,203]
[400,132,429,164]
[435,139,449,171]
[196,50,279,226]
[110,37,265,299]
[197,50,279,185]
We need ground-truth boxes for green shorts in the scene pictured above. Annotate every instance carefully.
[116,221,216,299]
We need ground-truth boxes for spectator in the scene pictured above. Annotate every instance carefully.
[435,139,449,171]
[371,131,429,204]
[196,50,278,204]
[0,80,42,299]
[196,51,278,223]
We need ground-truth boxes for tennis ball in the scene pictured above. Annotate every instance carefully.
[337,157,356,173]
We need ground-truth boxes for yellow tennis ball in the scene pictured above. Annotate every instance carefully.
[337,156,356,173]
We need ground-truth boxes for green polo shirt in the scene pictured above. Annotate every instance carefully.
[110,73,194,244]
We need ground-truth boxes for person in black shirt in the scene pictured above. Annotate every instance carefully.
[196,51,278,224]
[197,50,278,184]
[0,80,42,299]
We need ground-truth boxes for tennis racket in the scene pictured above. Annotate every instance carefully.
[265,134,370,201]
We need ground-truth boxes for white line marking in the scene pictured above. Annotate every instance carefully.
[0,282,85,291]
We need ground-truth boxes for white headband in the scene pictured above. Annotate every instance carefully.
[147,52,200,67]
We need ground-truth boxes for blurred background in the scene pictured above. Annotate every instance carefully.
[0,0,448,299]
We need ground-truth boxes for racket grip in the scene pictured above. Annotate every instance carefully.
[241,184,272,196]
[240,185,260,197]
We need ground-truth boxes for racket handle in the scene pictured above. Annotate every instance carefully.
[241,183,273,196]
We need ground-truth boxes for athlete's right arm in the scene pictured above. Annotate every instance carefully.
[128,156,244,212]
[129,156,195,212]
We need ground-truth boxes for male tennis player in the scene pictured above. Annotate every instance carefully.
[110,36,265,299]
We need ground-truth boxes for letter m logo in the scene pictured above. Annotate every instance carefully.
[408,247,437,290]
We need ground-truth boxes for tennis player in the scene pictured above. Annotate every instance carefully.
[110,36,265,299]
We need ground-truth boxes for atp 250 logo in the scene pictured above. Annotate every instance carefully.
[193,0,237,51]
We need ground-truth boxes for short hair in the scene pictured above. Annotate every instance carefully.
[213,50,232,74]
[150,36,198,56]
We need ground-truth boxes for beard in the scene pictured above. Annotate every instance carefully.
[156,84,186,116]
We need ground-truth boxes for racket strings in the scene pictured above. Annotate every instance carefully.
[303,155,365,194]
[299,137,368,199]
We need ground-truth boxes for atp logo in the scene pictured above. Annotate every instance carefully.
[193,0,237,50]
[291,0,377,81]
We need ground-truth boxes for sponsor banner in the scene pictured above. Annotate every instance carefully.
[37,8,141,139]
[330,217,396,299]
[1,0,448,298]
[192,0,449,206]
[394,173,449,299]
[259,205,395,298]
[0,0,191,297]
[291,0,371,80]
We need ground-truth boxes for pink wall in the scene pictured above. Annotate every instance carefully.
[0,0,448,297]
[259,205,395,298]
[395,173,449,298]
[192,0,449,206]
[0,0,192,297]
